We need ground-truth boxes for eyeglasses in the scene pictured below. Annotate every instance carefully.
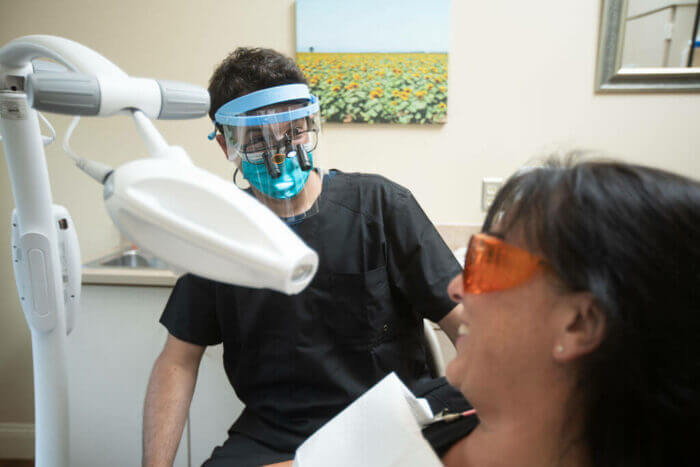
[463,233,548,294]
[242,128,318,157]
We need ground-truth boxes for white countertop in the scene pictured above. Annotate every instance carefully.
[82,266,178,287]
[81,245,179,287]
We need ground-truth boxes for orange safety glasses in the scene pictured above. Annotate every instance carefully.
[463,233,547,294]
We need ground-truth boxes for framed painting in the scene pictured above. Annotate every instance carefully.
[296,0,450,124]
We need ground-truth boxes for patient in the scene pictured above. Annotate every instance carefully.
[267,155,700,467]
[442,155,700,466]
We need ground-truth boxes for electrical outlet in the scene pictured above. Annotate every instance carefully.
[481,177,503,212]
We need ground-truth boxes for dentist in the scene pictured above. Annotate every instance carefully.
[142,47,463,467]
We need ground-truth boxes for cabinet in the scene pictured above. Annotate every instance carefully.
[66,283,245,467]
[66,284,189,466]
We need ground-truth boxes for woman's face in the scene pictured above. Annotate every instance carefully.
[445,230,566,408]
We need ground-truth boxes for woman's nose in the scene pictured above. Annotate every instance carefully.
[447,273,464,304]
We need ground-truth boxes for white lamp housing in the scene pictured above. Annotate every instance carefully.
[104,156,318,295]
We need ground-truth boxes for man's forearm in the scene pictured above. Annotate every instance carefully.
[142,357,198,467]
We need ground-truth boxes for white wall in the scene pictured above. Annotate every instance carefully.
[1,0,699,428]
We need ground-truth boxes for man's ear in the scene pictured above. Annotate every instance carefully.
[554,292,606,362]
[215,134,228,158]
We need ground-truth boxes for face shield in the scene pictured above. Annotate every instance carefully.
[213,84,323,224]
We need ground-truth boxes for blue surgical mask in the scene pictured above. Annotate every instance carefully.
[241,152,313,199]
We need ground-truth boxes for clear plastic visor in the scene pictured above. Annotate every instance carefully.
[221,103,323,224]
[222,104,320,164]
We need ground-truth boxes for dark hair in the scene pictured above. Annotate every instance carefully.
[208,47,307,125]
[483,153,700,467]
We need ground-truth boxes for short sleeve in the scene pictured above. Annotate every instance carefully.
[160,273,223,346]
[385,191,462,323]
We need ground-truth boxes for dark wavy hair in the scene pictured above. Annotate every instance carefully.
[207,47,307,126]
[483,153,700,466]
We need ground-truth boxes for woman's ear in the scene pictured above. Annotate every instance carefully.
[215,134,227,158]
[553,292,606,362]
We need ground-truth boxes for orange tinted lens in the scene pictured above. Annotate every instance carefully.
[462,233,544,294]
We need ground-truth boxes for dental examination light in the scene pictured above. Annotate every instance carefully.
[0,35,318,467]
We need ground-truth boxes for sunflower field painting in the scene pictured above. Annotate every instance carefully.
[296,0,450,124]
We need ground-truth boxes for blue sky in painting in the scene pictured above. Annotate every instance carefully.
[296,0,450,53]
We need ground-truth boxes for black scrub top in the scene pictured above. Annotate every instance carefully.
[160,170,462,452]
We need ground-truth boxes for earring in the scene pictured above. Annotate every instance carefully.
[556,344,564,354]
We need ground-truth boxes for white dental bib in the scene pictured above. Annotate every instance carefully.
[293,372,443,467]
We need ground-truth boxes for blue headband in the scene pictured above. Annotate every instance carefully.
[213,83,319,127]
